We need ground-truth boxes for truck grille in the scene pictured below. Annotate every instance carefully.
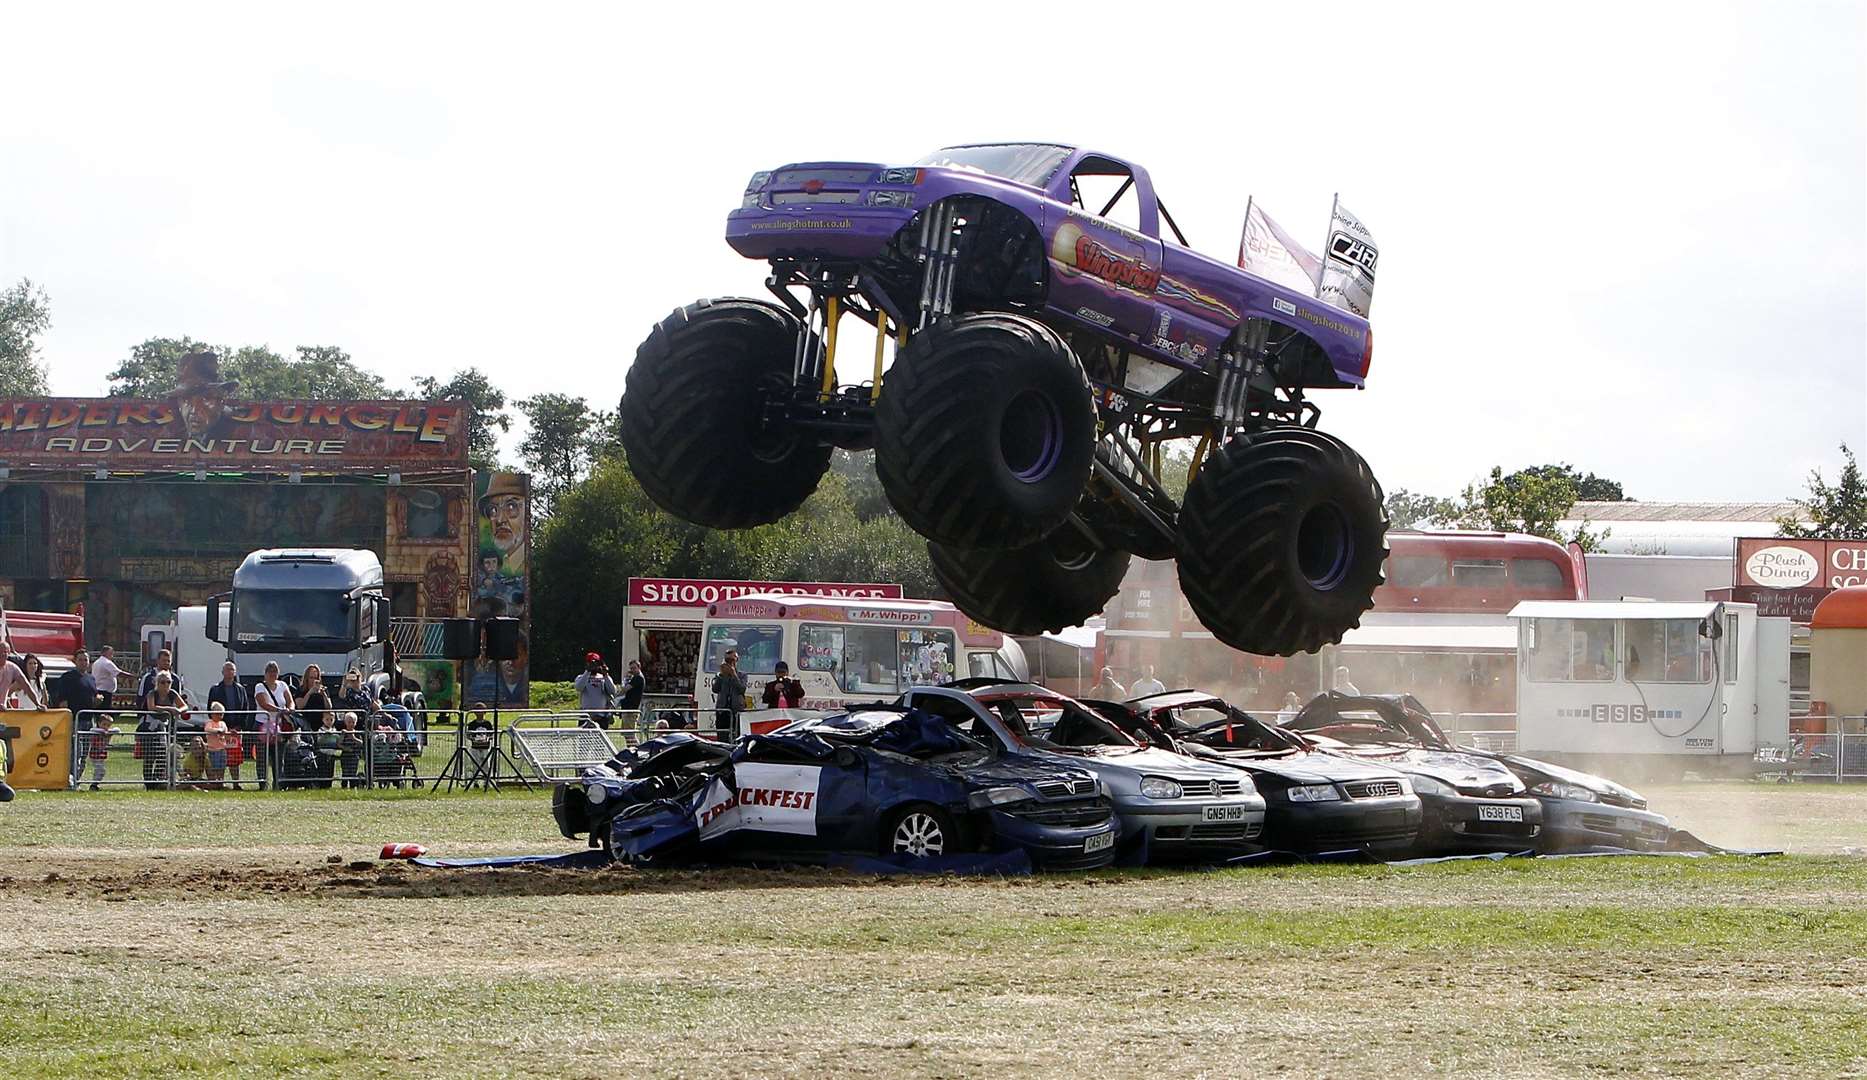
[1174,777,1246,798]
[1035,777,1097,799]
[1343,780,1405,800]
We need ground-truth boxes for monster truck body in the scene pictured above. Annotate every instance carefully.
[726,147,1371,398]
[623,143,1389,657]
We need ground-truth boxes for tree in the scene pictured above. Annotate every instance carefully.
[830,449,892,520]
[1385,488,1459,530]
[1452,466,1609,552]
[412,368,510,472]
[1779,444,1866,539]
[585,406,625,465]
[105,337,389,398]
[1500,463,1630,503]
[0,278,52,395]
[516,392,598,514]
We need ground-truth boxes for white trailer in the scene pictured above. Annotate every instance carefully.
[1509,600,1791,775]
[140,603,228,708]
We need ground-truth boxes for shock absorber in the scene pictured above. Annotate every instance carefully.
[916,201,962,328]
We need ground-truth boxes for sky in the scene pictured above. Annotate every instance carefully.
[2,1,1862,502]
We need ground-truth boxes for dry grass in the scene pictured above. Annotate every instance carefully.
[3,783,1865,1078]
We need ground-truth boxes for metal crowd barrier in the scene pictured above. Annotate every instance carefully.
[1445,712,1519,753]
[1781,717,1867,782]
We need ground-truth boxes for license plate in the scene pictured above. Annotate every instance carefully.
[1477,804,1524,822]
[1203,804,1249,823]
[1084,831,1115,854]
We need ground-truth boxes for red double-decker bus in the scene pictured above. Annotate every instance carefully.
[1099,532,1585,720]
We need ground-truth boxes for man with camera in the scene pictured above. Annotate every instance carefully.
[573,652,617,728]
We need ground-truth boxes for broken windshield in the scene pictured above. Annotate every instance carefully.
[990,696,1143,755]
[1157,702,1302,754]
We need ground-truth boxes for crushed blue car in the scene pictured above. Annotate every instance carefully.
[551,706,1121,872]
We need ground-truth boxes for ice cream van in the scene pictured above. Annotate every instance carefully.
[694,593,1028,735]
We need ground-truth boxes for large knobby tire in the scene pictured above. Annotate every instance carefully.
[929,534,1131,636]
[620,298,831,529]
[1176,427,1388,656]
[875,313,1095,549]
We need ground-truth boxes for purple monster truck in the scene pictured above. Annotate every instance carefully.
[620,143,1387,657]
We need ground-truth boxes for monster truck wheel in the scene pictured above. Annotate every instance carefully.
[1176,426,1388,656]
[883,803,960,860]
[875,313,1095,549]
[928,533,1130,636]
[620,298,831,529]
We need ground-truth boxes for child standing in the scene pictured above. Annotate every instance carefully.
[203,703,233,789]
[337,712,364,789]
[86,715,113,790]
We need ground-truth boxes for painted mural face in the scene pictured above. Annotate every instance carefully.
[485,494,525,559]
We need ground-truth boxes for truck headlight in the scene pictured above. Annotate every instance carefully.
[866,189,916,208]
[1139,776,1182,800]
[741,192,763,208]
[1530,781,1598,803]
[745,171,773,193]
[585,783,607,805]
[968,786,1032,809]
[1286,784,1342,803]
[876,167,921,185]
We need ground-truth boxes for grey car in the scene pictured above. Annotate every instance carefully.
[900,683,1267,862]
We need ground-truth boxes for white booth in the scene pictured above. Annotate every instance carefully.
[1510,600,1790,772]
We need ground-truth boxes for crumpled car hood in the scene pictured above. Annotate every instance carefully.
[1501,753,1646,804]
[1332,746,1524,795]
[1208,746,1403,786]
[1056,745,1240,780]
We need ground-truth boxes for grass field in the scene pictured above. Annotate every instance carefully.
[3,782,1865,1078]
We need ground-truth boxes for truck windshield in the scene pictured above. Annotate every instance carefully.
[231,590,353,648]
[914,144,1072,187]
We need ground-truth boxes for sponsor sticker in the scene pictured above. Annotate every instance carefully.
[1272,297,1298,317]
[695,763,824,838]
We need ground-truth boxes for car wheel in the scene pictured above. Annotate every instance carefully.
[883,803,959,860]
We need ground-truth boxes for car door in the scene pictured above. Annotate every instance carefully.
[710,743,851,860]
[1042,154,1166,348]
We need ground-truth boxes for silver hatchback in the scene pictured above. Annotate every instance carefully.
[901,684,1267,862]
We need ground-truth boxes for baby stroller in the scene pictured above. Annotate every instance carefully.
[276,734,322,791]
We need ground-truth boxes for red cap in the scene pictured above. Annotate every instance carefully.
[586,651,602,663]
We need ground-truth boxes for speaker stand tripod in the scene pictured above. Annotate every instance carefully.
[431,671,533,792]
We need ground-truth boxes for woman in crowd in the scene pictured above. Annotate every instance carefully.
[295,665,331,730]
[6,653,48,710]
[295,665,334,786]
[252,661,293,789]
[139,671,186,790]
